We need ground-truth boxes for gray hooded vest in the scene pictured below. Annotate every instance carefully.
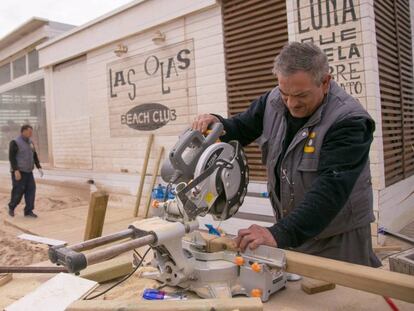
[259,81,374,239]
[14,135,35,173]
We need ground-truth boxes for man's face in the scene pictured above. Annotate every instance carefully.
[278,71,331,118]
[22,128,33,138]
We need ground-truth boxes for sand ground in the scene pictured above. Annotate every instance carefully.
[0,190,88,266]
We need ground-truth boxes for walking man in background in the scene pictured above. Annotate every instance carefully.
[8,125,43,218]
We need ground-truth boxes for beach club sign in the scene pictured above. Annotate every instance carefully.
[107,40,196,137]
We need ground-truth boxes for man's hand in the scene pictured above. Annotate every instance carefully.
[38,169,44,178]
[192,114,220,133]
[14,170,21,181]
[235,224,277,251]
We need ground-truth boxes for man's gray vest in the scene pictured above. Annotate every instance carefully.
[259,81,374,239]
[14,135,35,173]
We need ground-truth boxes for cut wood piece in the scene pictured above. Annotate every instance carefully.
[0,274,12,287]
[5,273,97,311]
[84,191,109,241]
[144,146,165,219]
[134,133,154,217]
[372,244,402,252]
[80,256,133,283]
[199,231,237,252]
[301,278,335,295]
[67,297,263,311]
[284,249,414,303]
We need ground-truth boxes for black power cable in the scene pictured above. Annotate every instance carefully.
[84,247,151,300]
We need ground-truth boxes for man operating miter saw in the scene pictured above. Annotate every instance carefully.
[192,42,380,268]
[48,42,380,303]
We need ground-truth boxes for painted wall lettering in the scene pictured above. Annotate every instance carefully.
[107,40,196,137]
[295,0,364,97]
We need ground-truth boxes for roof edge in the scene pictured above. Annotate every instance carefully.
[37,0,146,50]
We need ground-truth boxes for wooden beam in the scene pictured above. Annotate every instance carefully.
[144,146,165,219]
[80,257,133,283]
[67,297,263,311]
[134,134,154,217]
[84,191,109,241]
[284,249,414,303]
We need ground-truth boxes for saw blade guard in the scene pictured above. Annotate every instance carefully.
[160,123,224,184]
[177,140,249,221]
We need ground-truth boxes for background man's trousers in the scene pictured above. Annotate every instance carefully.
[8,172,36,214]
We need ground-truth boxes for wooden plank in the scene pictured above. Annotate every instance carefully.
[301,278,336,295]
[67,298,263,311]
[84,192,109,241]
[144,146,165,219]
[134,133,154,217]
[0,274,12,287]
[5,273,97,311]
[18,234,66,247]
[284,249,414,303]
[80,257,133,283]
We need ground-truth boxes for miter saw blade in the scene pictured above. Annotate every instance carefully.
[177,140,249,221]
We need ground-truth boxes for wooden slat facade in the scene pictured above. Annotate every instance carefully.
[221,0,288,181]
[374,0,414,187]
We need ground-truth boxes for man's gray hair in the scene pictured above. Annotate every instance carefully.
[272,42,329,85]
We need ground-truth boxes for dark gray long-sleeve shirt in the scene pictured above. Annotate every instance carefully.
[214,92,374,249]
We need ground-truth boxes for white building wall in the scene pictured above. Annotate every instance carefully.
[84,5,227,172]
[51,56,92,170]
[42,4,229,214]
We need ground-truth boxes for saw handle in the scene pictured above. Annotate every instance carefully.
[203,122,224,145]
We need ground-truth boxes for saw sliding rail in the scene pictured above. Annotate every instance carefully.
[49,228,155,273]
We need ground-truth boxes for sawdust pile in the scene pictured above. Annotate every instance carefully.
[0,191,87,266]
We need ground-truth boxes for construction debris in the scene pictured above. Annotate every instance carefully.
[5,273,97,311]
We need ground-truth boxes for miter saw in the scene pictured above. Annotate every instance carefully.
[48,123,287,302]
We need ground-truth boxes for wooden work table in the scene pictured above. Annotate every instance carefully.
[1,264,413,311]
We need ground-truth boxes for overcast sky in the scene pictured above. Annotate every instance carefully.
[0,0,133,38]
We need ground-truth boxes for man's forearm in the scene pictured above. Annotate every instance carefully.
[9,141,19,171]
[34,151,41,169]
[211,91,269,146]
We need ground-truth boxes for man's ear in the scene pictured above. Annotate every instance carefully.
[322,74,331,94]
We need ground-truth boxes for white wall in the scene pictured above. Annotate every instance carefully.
[42,4,229,214]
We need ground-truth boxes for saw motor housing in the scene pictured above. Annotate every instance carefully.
[160,123,249,221]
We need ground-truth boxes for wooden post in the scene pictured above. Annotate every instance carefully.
[133,134,154,217]
[84,191,109,241]
[144,146,165,219]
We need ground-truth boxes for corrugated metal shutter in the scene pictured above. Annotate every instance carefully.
[221,0,288,181]
[374,0,414,186]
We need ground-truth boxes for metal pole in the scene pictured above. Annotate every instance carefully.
[85,234,155,266]
[0,266,68,273]
[69,229,135,252]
